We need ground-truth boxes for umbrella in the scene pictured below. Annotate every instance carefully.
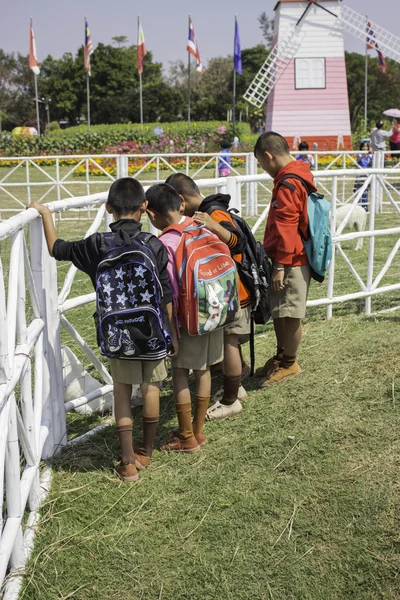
[383,109,400,118]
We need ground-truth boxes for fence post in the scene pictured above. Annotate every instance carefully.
[227,177,240,215]
[30,217,67,459]
[326,176,337,320]
[365,173,376,315]
[372,151,383,213]
[116,155,129,179]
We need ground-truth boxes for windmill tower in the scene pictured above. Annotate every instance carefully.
[245,0,400,151]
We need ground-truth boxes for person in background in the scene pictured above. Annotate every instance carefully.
[389,118,400,157]
[354,141,373,211]
[370,120,392,151]
[218,139,232,177]
[295,141,315,169]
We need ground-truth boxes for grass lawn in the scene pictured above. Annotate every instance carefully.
[18,313,400,600]
[1,164,399,598]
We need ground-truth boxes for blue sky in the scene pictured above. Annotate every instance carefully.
[1,0,398,71]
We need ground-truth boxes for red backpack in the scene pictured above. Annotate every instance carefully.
[161,218,240,335]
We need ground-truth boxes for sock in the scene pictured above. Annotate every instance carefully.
[281,354,296,368]
[222,375,242,406]
[117,424,135,466]
[141,416,159,457]
[276,346,284,360]
[176,402,195,440]
[192,395,210,435]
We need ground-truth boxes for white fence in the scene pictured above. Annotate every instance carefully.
[1,151,400,218]
[0,168,399,595]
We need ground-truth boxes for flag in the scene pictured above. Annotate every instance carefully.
[366,21,387,73]
[187,17,204,74]
[137,18,147,74]
[29,19,40,75]
[84,19,94,76]
[234,18,242,75]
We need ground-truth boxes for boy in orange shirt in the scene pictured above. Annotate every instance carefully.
[166,173,250,420]
[254,131,316,386]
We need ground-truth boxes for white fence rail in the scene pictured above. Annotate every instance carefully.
[0,168,399,594]
[1,151,400,218]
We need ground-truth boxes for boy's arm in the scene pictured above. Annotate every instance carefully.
[28,202,58,256]
[28,202,101,279]
[165,301,178,359]
[193,211,247,254]
[273,183,305,265]
[193,212,231,244]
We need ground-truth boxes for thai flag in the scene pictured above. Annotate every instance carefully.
[137,18,147,74]
[366,21,387,73]
[29,19,40,75]
[187,17,204,74]
[84,19,94,76]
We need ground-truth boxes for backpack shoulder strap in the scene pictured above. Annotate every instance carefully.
[275,173,311,195]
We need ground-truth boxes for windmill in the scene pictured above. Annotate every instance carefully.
[244,0,400,150]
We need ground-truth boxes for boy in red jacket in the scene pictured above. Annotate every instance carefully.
[254,131,316,387]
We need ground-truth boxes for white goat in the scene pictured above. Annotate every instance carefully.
[334,204,367,251]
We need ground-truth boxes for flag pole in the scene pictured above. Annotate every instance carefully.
[31,18,41,136]
[34,74,40,136]
[364,14,369,133]
[188,15,191,132]
[87,73,91,132]
[85,16,91,132]
[138,15,144,127]
[232,15,238,137]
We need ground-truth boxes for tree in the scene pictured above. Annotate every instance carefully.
[345,52,400,131]
[258,12,275,49]
[112,36,128,48]
[40,52,85,125]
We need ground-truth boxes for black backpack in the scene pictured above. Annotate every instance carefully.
[204,206,271,325]
[95,230,172,360]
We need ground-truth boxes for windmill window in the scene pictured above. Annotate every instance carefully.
[295,58,326,89]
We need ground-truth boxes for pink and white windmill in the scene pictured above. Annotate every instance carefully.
[244,0,400,150]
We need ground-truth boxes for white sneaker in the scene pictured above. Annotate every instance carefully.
[213,385,248,403]
[206,399,243,421]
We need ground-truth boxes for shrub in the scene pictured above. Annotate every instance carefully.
[0,121,251,158]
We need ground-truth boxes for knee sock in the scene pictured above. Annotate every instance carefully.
[176,403,195,440]
[141,416,159,457]
[281,354,296,368]
[276,346,284,361]
[117,424,135,466]
[222,375,242,406]
[192,395,210,435]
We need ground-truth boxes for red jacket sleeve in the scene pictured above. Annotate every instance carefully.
[273,181,307,264]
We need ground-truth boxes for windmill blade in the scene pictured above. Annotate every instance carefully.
[340,5,400,62]
[244,24,304,109]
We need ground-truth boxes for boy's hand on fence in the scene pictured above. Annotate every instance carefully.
[271,268,285,292]
[27,201,50,216]
[193,212,215,231]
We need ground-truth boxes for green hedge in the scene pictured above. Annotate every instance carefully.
[0,121,251,157]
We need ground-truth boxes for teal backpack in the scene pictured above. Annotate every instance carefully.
[275,174,332,282]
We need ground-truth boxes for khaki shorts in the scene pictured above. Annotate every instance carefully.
[172,328,224,370]
[109,358,167,385]
[224,304,252,336]
[269,265,311,319]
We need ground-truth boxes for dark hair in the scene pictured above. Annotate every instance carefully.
[360,141,369,150]
[221,139,232,149]
[165,173,200,196]
[298,141,309,151]
[145,183,182,215]
[107,178,146,216]
[254,131,290,157]
[376,120,384,129]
